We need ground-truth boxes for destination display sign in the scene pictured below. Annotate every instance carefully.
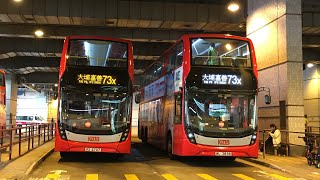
[77,74,117,85]
[202,74,241,85]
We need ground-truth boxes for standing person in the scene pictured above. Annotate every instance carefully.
[269,124,281,155]
[206,43,219,65]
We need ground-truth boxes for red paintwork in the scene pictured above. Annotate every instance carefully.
[54,131,131,154]
[56,36,133,154]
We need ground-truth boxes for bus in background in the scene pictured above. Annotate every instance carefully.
[55,36,134,157]
[0,70,5,127]
[137,34,262,160]
[16,115,46,125]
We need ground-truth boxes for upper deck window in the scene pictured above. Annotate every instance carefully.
[191,38,251,68]
[67,39,128,68]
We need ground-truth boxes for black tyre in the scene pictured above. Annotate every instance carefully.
[141,128,146,143]
[225,157,236,161]
[144,128,148,144]
[60,152,69,159]
[167,134,177,160]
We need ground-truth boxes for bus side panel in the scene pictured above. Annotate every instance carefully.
[162,95,174,151]
[172,124,184,155]
[138,104,142,139]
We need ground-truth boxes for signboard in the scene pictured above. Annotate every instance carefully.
[77,74,117,85]
[202,74,241,85]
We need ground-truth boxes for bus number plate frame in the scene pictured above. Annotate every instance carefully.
[215,152,232,156]
[85,147,102,152]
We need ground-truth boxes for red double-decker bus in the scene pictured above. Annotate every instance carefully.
[137,34,259,160]
[0,70,5,127]
[55,36,134,157]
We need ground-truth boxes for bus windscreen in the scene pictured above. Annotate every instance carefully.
[67,39,128,68]
[191,38,251,67]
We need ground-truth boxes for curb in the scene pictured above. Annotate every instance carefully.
[24,148,55,176]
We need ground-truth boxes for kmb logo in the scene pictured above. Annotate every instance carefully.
[88,136,100,142]
[218,139,230,145]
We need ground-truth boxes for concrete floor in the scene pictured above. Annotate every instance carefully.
[26,139,306,180]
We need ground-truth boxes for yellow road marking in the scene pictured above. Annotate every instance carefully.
[125,174,139,180]
[232,174,255,180]
[268,174,291,180]
[44,174,60,180]
[161,173,179,180]
[86,174,99,180]
[197,174,218,180]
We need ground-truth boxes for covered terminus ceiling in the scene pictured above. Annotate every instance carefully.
[0,0,319,92]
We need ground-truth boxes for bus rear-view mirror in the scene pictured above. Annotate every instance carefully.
[265,95,271,104]
[135,94,141,104]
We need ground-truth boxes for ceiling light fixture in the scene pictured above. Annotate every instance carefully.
[34,29,44,37]
[228,2,240,12]
[225,44,232,50]
[307,63,314,68]
[13,0,23,2]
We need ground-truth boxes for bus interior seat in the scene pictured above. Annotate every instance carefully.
[222,58,232,66]
[232,56,247,67]
[193,57,206,65]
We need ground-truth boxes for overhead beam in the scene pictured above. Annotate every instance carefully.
[0,56,60,69]
[0,23,247,42]
[302,35,320,47]
[0,0,245,31]
[0,37,173,56]
[302,12,320,34]
[303,48,320,61]
[0,55,154,72]
[18,72,59,84]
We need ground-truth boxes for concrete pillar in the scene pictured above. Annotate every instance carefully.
[304,65,320,132]
[247,0,305,155]
[5,73,18,126]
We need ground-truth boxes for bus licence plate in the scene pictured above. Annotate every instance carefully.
[85,148,102,152]
[215,152,232,156]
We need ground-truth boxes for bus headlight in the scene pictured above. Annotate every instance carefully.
[250,131,257,145]
[185,126,196,144]
[58,123,68,140]
[120,128,130,142]
[188,132,194,139]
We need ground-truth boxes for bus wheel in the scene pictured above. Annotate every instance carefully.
[225,157,236,161]
[141,128,146,143]
[144,128,148,144]
[60,152,69,159]
[167,134,176,160]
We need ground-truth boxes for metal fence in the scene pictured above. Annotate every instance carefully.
[259,128,320,159]
[0,123,55,162]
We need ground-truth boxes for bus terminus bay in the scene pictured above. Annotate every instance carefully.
[55,36,134,157]
[137,34,260,159]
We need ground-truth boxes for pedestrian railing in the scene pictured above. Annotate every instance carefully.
[259,129,320,159]
[0,123,55,162]
[307,126,320,133]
